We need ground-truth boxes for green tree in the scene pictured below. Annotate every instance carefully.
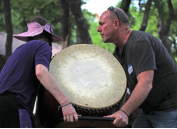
[3,0,13,60]
[0,0,177,59]
[0,0,5,31]
[10,0,62,36]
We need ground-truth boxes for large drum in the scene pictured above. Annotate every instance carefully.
[36,44,126,128]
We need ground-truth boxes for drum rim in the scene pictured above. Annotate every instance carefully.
[50,44,127,113]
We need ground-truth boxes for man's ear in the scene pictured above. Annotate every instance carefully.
[114,19,120,29]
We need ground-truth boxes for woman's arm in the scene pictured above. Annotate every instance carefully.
[36,64,78,122]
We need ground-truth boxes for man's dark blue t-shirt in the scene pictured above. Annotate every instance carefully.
[0,40,52,121]
[114,31,177,113]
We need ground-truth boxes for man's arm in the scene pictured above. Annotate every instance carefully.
[106,70,154,127]
[121,69,154,116]
[36,64,78,122]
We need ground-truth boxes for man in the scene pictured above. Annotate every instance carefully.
[0,16,78,128]
[97,6,177,128]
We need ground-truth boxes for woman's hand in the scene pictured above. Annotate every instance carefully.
[62,103,79,122]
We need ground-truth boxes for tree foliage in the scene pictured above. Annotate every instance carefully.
[10,0,62,35]
[0,0,177,60]
[116,0,177,62]
[0,0,5,31]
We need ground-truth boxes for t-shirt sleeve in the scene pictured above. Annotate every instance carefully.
[131,41,157,77]
[35,43,52,69]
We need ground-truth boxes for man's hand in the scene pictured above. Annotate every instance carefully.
[62,103,78,122]
[105,110,128,127]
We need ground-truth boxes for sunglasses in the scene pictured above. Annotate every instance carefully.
[108,6,121,23]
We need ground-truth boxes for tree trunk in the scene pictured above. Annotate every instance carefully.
[120,0,131,14]
[154,0,174,54]
[0,0,2,11]
[60,0,72,49]
[3,0,13,60]
[139,0,152,31]
[69,0,92,44]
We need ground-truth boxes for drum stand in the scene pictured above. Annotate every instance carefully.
[55,116,115,128]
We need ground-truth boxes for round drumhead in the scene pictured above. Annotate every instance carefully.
[49,44,126,110]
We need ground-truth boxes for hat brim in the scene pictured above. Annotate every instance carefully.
[13,32,63,42]
[13,22,63,42]
[52,35,63,42]
[13,28,43,42]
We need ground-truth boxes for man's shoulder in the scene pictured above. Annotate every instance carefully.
[129,31,160,48]
[131,30,151,39]
[125,30,149,48]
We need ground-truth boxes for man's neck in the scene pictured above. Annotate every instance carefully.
[115,27,132,51]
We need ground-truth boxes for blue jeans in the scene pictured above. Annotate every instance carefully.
[133,109,177,128]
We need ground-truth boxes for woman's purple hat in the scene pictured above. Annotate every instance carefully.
[13,22,63,42]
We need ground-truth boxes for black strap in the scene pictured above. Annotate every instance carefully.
[120,109,129,118]
[58,102,71,111]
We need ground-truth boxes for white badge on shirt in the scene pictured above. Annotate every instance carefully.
[128,64,133,75]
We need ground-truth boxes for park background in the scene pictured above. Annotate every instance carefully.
[0,0,177,71]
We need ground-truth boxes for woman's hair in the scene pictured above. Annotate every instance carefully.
[27,16,53,47]
[28,16,48,26]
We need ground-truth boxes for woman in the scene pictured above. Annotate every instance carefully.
[0,16,78,128]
